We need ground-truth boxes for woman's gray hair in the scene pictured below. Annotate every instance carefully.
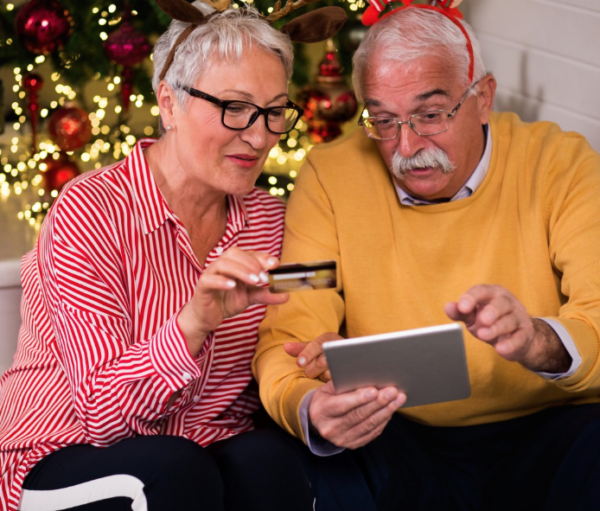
[352,8,486,102]
[152,1,293,120]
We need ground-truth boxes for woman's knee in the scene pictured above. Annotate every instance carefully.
[129,436,223,488]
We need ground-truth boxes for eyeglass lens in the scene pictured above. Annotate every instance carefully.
[363,111,449,140]
[224,102,300,134]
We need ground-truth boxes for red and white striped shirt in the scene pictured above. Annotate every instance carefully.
[0,139,286,510]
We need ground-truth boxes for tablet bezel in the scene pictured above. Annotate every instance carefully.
[322,323,471,408]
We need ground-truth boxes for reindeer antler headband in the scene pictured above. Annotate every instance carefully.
[154,0,348,81]
[362,0,475,83]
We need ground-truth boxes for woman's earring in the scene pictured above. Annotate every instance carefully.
[166,125,172,131]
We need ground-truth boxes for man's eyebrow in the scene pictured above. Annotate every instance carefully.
[364,89,450,108]
[415,88,450,101]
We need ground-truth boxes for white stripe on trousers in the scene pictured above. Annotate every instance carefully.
[19,475,148,511]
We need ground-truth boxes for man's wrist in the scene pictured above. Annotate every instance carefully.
[525,318,572,373]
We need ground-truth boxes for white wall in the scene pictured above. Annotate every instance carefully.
[464,0,600,153]
[0,260,22,374]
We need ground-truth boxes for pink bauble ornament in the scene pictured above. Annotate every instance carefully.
[48,106,92,152]
[103,8,151,114]
[103,10,151,67]
[14,0,73,55]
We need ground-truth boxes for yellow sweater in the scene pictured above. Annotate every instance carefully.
[253,112,600,441]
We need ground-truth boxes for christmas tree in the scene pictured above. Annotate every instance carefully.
[0,0,367,227]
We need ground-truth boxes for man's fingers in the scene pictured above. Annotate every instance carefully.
[318,370,331,383]
[284,342,305,358]
[345,387,404,426]
[345,421,389,450]
[297,341,326,368]
[456,284,501,315]
[477,311,520,341]
[478,294,516,327]
[304,354,329,379]
[493,329,530,360]
[344,397,404,449]
[319,389,406,448]
[445,301,462,320]
[315,332,345,344]
[312,383,379,419]
[285,332,342,373]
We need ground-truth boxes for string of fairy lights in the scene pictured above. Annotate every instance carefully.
[0,0,364,229]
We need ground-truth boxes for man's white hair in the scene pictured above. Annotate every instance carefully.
[352,8,486,102]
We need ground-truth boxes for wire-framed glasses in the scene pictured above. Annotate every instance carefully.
[179,86,304,135]
[358,79,481,140]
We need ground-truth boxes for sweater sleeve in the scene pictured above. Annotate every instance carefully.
[253,157,346,441]
[38,193,210,447]
[543,134,600,392]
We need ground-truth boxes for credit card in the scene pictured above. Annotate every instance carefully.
[268,260,337,293]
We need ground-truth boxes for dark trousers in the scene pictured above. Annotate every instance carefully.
[297,403,600,511]
[22,430,314,511]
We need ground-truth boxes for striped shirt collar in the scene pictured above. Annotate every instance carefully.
[395,124,492,206]
[128,139,249,235]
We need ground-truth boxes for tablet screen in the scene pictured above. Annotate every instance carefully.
[322,323,471,408]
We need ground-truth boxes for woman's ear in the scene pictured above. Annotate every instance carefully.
[156,81,178,130]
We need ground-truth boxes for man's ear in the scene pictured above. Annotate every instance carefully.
[477,74,497,125]
[156,81,178,129]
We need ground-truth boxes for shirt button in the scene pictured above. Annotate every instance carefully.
[182,372,193,382]
[215,246,224,255]
[192,396,200,403]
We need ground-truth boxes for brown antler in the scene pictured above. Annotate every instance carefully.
[279,7,347,43]
[152,0,207,24]
[265,0,320,22]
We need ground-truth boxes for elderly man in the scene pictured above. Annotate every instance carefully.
[253,3,600,511]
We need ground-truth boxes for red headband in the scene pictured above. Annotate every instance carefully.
[362,0,474,83]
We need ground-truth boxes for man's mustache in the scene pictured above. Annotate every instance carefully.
[391,147,456,179]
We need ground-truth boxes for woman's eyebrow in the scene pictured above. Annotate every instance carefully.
[220,89,288,102]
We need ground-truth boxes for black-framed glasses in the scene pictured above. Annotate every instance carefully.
[358,79,482,140]
[179,86,304,135]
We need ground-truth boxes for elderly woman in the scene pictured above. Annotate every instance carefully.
[0,1,345,509]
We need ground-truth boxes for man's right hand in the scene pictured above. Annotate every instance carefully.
[308,381,406,449]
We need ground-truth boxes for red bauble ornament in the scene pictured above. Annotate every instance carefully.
[297,40,358,144]
[40,152,80,191]
[48,106,92,152]
[14,0,73,55]
[22,73,44,93]
[22,72,45,153]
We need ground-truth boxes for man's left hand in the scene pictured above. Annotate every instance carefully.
[445,284,571,373]
[284,332,343,382]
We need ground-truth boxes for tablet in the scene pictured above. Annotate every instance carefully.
[322,323,471,408]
